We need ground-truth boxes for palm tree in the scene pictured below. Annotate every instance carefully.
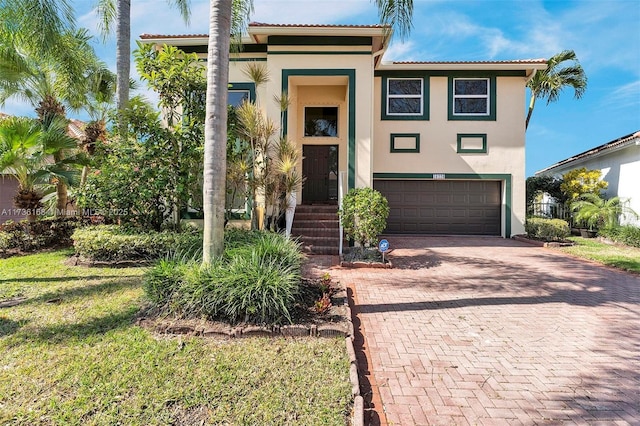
[201,0,415,262]
[0,29,116,215]
[525,50,587,130]
[0,116,81,222]
[0,0,76,63]
[94,0,191,135]
[571,193,639,230]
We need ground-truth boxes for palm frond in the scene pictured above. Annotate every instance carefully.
[95,0,116,39]
[373,0,414,40]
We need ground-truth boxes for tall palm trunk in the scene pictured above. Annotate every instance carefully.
[115,0,131,136]
[203,0,232,263]
[525,92,537,130]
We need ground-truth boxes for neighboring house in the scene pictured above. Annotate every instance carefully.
[535,131,640,226]
[0,115,85,224]
[141,23,546,238]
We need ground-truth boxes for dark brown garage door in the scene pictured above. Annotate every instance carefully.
[373,180,501,235]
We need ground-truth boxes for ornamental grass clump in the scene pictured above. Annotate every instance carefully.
[143,229,304,324]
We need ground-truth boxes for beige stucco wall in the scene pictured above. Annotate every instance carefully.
[230,53,375,192]
[373,75,528,236]
[228,55,529,236]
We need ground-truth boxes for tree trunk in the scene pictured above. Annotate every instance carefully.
[116,0,131,137]
[55,180,68,216]
[202,0,232,264]
[525,93,536,130]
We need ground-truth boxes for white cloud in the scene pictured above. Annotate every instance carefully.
[252,0,370,24]
[382,40,418,62]
[603,80,640,109]
[0,97,37,118]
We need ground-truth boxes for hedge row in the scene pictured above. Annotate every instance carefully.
[0,218,91,252]
[72,225,202,261]
[598,225,640,248]
[525,217,570,242]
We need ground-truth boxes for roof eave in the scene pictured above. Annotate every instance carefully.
[377,61,547,72]
[535,132,640,175]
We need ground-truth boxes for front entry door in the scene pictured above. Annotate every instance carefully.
[302,145,338,204]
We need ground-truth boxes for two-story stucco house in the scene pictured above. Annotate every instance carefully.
[141,23,545,251]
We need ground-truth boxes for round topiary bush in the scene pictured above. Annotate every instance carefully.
[339,187,389,248]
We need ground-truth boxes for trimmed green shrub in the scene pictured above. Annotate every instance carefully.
[525,218,570,241]
[72,225,202,261]
[0,217,89,252]
[598,225,640,248]
[143,229,304,324]
[339,187,389,248]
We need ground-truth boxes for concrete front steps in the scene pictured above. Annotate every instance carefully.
[291,204,344,255]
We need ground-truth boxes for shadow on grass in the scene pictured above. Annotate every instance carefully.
[0,275,140,284]
[12,305,140,344]
[0,317,29,337]
[24,277,142,307]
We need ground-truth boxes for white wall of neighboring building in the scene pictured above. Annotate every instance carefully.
[539,142,640,226]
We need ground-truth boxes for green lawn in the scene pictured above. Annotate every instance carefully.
[0,250,351,425]
[554,237,640,273]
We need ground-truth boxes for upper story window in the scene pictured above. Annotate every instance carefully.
[381,76,429,120]
[449,76,496,120]
[388,78,423,115]
[453,78,489,115]
[304,107,338,137]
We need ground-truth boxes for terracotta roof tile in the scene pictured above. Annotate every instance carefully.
[392,59,547,65]
[248,22,387,29]
[140,33,208,39]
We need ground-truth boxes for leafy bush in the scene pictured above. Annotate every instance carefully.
[0,217,89,252]
[598,225,640,248]
[339,187,389,248]
[143,230,304,324]
[72,225,202,261]
[525,218,570,241]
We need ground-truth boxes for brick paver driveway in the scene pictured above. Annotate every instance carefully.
[330,237,640,425]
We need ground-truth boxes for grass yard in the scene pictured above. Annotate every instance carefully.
[554,237,640,273]
[0,250,351,425]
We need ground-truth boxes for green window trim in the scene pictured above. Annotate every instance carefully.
[448,76,496,121]
[381,75,429,120]
[281,69,356,190]
[228,82,256,103]
[390,133,420,153]
[268,36,373,46]
[457,133,487,154]
[372,172,512,237]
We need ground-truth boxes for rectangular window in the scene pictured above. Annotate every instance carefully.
[453,78,489,115]
[228,90,249,107]
[304,107,338,137]
[387,78,423,115]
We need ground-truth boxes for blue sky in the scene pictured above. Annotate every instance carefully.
[2,0,639,176]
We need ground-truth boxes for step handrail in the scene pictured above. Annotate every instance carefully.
[338,171,346,256]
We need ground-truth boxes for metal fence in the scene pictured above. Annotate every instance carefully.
[527,202,570,221]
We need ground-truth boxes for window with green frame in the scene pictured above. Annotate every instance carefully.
[448,76,496,121]
[381,76,429,120]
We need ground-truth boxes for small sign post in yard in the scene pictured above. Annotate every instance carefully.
[378,239,389,264]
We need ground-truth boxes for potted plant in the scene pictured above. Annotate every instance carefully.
[571,193,638,237]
